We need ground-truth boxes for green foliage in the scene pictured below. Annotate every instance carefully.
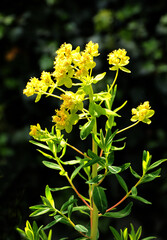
[110,223,156,240]
[2,1,167,239]
[17,40,167,240]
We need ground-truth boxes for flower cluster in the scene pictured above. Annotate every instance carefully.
[131,101,155,124]
[29,124,41,137]
[53,41,99,86]
[23,71,54,102]
[52,90,85,133]
[108,49,131,73]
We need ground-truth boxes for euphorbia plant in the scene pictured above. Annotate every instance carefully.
[18,41,166,240]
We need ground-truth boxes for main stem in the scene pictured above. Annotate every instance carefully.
[89,85,98,240]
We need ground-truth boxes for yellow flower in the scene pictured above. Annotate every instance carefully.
[131,101,155,124]
[23,77,44,97]
[40,71,53,86]
[108,49,131,73]
[61,90,84,112]
[85,41,99,57]
[52,109,69,130]
[29,124,41,138]
[52,108,79,133]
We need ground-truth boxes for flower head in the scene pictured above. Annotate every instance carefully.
[85,41,99,57]
[29,124,42,138]
[108,49,131,73]
[52,108,79,133]
[41,71,53,86]
[131,101,155,124]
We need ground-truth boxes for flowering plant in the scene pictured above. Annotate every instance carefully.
[18,41,166,240]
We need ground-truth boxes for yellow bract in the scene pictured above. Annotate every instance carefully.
[108,49,131,73]
[131,101,155,124]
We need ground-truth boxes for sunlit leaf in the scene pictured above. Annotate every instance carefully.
[74,224,88,233]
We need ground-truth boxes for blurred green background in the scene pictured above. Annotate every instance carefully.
[1,0,167,239]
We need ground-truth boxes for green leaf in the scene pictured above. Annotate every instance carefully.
[142,237,156,240]
[30,204,48,210]
[41,196,53,208]
[148,158,167,171]
[130,167,141,179]
[131,186,137,196]
[133,225,142,240]
[42,161,61,170]
[108,165,122,174]
[68,195,75,218]
[119,66,131,73]
[109,226,121,240]
[50,186,71,191]
[62,159,80,165]
[89,102,119,118]
[87,151,105,168]
[48,230,52,240]
[92,72,106,83]
[30,208,50,217]
[142,151,152,175]
[110,143,126,151]
[104,202,133,218]
[30,140,50,150]
[80,117,95,140]
[116,174,128,193]
[42,218,61,231]
[141,168,161,184]
[130,195,152,205]
[60,196,77,212]
[93,186,108,214]
[38,149,54,159]
[109,66,118,71]
[74,224,88,233]
[71,164,84,181]
[45,185,55,207]
[86,174,104,184]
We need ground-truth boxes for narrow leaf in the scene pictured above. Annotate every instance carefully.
[104,202,133,218]
[142,237,156,240]
[141,168,161,184]
[80,117,95,140]
[71,164,84,181]
[86,174,104,184]
[108,165,122,174]
[50,186,71,192]
[60,197,77,212]
[109,226,121,240]
[30,208,50,217]
[38,149,54,159]
[148,159,167,171]
[93,186,108,214]
[74,224,88,233]
[116,174,128,193]
[45,185,54,207]
[130,195,152,205]
[30,140,49,150]
[130,167,141,179]
[42,161,61,170]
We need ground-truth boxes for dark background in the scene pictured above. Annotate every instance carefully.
[1,0,167,239]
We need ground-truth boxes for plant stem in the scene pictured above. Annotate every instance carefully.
[91,119,99,240]
[109,69,119,92]
[66,142,90,159]
[54,155,92,210]
[88,85,99,240]
[104,175,144,214]
[117,121,139,134]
